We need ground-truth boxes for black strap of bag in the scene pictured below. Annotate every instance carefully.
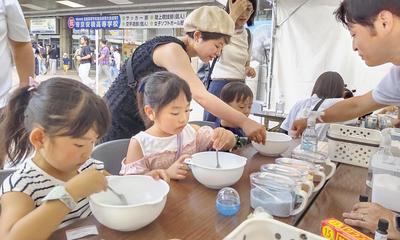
[245,28,251,51]
[204,57,218,89]
[312,99,325,111]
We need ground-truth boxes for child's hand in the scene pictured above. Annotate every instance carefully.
[146,169,170,183]
[166,154,192,180]
[212,127,235,150]
[64,169,108,201]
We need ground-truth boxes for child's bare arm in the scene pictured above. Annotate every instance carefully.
[0,192,71,240]
[125,138,144,165]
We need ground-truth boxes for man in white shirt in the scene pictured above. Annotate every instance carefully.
[292,1,400,137]
[0,0,34,109]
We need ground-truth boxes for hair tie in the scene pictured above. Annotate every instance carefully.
[28,77,41,91]
[138,80,147,93]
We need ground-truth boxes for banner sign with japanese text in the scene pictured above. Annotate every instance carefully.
[67,15,121,29]
[67,12,187,29]
[120,12,187,28]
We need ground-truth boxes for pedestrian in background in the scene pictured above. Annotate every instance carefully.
[107,45,120,84]
[37,42,47,75]
[62,53,69,74]
[74,45,82,74]
[47,44,57,75]
[94,38,113,87]
[77,36,95,88]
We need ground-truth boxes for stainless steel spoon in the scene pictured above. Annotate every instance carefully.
[108,186,128,205]
[216,149,221,168]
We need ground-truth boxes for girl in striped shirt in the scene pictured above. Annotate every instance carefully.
[0,77,168,240]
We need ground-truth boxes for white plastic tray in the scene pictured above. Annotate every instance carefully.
[224,218,327,240]
[326,124,381,168]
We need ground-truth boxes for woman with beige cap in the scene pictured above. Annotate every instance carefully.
[101,5,266,144]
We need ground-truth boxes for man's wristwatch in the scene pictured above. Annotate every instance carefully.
[396,214,400,231]
[42,186,77,210]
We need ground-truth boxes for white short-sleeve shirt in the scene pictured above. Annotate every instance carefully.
[372,66,400,106]
[281,94,357,141]
[0,0,31,108]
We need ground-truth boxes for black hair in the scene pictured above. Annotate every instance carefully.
[186,31,231,45]
[31,40,39,54]
[38,42,43,46]
[111,45,118,53]
[137,72,192,128]
[225,0,258,27]
[311,71,345,99]
[0,78,111,167]
[334,0,400,29]
[80,35,89,45]
[220,82,253,104]
[342,88,353,99]
[99,38,107,45]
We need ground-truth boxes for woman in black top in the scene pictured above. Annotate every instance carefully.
[102,4,266,144]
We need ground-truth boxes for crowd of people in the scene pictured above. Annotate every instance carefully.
[29,37,121,90]
[1,0,400,239]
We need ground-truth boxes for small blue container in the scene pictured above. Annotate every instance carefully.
[216,187,240,216]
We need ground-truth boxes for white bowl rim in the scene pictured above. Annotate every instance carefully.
[189,152,247,170]
[89,175,170,208]
[253,132,292,143]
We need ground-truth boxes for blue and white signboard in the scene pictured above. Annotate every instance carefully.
[68,15,121,29]
[67,12,187,29]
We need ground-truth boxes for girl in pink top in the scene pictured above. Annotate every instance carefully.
[120,72,236,180]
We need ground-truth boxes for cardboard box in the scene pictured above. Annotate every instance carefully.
[321,218,372,240]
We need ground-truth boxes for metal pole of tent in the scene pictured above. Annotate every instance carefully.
[266,0,277,109]
[95,30,99,95]
[265,0,309,109]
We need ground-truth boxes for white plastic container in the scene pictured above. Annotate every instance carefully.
[371,154,400,212]
[326,124,381,168]
[249,172,308,217]
[224,218,327,240]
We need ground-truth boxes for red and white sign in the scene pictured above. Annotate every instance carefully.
[68,17,75,28]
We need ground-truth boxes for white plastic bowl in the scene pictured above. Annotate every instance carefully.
[252,132,292,156]
[184,152,247,189]
[89,175,169,231]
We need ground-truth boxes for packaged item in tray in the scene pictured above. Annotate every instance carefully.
[321,218,372,240]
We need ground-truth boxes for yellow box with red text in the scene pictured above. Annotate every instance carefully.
[321,218,372,240]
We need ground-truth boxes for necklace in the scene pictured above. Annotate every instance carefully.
[234,26,245,34]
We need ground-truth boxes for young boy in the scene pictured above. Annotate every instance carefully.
[62,53,69,74]
[215,82,254,150]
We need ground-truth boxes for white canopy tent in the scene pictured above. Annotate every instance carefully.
[266,0,393,112]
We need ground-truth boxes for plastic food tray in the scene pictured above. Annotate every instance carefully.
[326,124,381,168]
[224,218,327,240]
